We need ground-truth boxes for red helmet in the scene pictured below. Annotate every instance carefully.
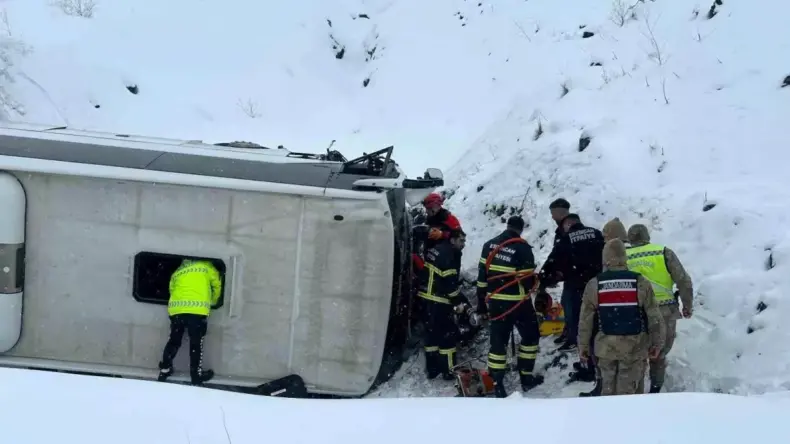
[423,192,444,207]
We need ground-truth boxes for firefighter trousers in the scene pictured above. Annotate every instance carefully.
[160,314,209,379]
[487,299,540,379]
[422,300,458,376]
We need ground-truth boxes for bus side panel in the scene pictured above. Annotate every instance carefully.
[292,197,394,393]
[5,172,388,395]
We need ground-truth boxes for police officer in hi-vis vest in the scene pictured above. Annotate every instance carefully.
[158,258,223,386]
[626,224,693,394]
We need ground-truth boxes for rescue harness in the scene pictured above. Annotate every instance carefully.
[483,237,541,321]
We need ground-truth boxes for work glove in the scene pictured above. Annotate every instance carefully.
[428,228,444,240]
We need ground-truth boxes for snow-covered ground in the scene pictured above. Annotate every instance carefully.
[1,0,790,424]
[3,366,790,444]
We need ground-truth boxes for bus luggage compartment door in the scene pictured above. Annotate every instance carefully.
[0,172,25,353]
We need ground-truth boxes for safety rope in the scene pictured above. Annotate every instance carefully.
[484,237,541,321]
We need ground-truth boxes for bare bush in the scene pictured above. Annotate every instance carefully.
[237,98,261,118]
[641,10,667,65]
[610,0,642,26]
[0,9,31,117]
[610,0,630,26]
[54,0,96,18]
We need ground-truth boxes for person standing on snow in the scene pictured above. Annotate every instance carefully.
[603,217,628,243]
[626,224,693,394]
[578,239,665,396]
[547,214,605,352]
[158,258,223,386]
[419,229,467,380]
[413,193,464,273]
[539,198,572,344]
[477,216,544,397]
[576,216,631,397]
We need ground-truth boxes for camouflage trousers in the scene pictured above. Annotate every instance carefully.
[598,358,646,396]
[637,309,678,393]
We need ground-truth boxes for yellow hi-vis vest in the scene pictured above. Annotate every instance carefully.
[168,260,222,316]
[626,243,675,304]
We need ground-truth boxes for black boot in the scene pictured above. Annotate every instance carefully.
[157,361,173,382]
[492,372,508,398]
[425,352,440,379]
[191,369,215,385]
[649,384,662,393]
[521,374,545,392]
[557,341,577,352]
[579,378,602,397]
[553,332,567,344]
[567,366,596,383]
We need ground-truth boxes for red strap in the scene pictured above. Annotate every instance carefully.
[412,253,425,270]
[483,237,540,321]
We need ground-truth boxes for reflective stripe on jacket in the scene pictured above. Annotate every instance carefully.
[418,242,461,305]
[626,243,674,304]
[168,260,222,316]
[596,269,645,336]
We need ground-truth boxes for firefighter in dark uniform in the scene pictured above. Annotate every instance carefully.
[477,216,544,397]
[420,229,467,379]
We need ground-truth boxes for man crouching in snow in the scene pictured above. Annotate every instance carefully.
[578,239,665,396]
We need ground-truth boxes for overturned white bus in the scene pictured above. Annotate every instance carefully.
[0,122,443,397]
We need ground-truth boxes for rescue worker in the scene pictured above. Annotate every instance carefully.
[420,229,467,380]
[577,216,629,397]
[413,192,464,273]
[477,216,543,397]
[423,192,463,249]
[626,224,694,393]
[578,239,665,396]
[603,217,628,243]
[541,198,572,345]
[158,258,222,385]
[548,213,605,352]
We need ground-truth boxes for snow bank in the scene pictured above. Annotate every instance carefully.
[443,0,790,395]
[1,367,788,443]
[0,0,547,176]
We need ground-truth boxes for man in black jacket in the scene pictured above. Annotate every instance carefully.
[477,216,544,397]
[419,229,467,380]
[540,198,572,344]
[552,214,605,352]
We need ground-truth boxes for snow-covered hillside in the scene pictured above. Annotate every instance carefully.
[1,0,790,400]
[442,0,790,395]
[0,0,540,175]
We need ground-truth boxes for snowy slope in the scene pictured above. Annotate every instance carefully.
[440,0,790,395]
[1,0,790,400]
[2,366,789,444]
[0,0,537,176]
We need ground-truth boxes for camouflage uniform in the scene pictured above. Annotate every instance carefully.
[627,224,693,393]
[578,239,665,396]
[602,218,628,243]
[575,217,631,397]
